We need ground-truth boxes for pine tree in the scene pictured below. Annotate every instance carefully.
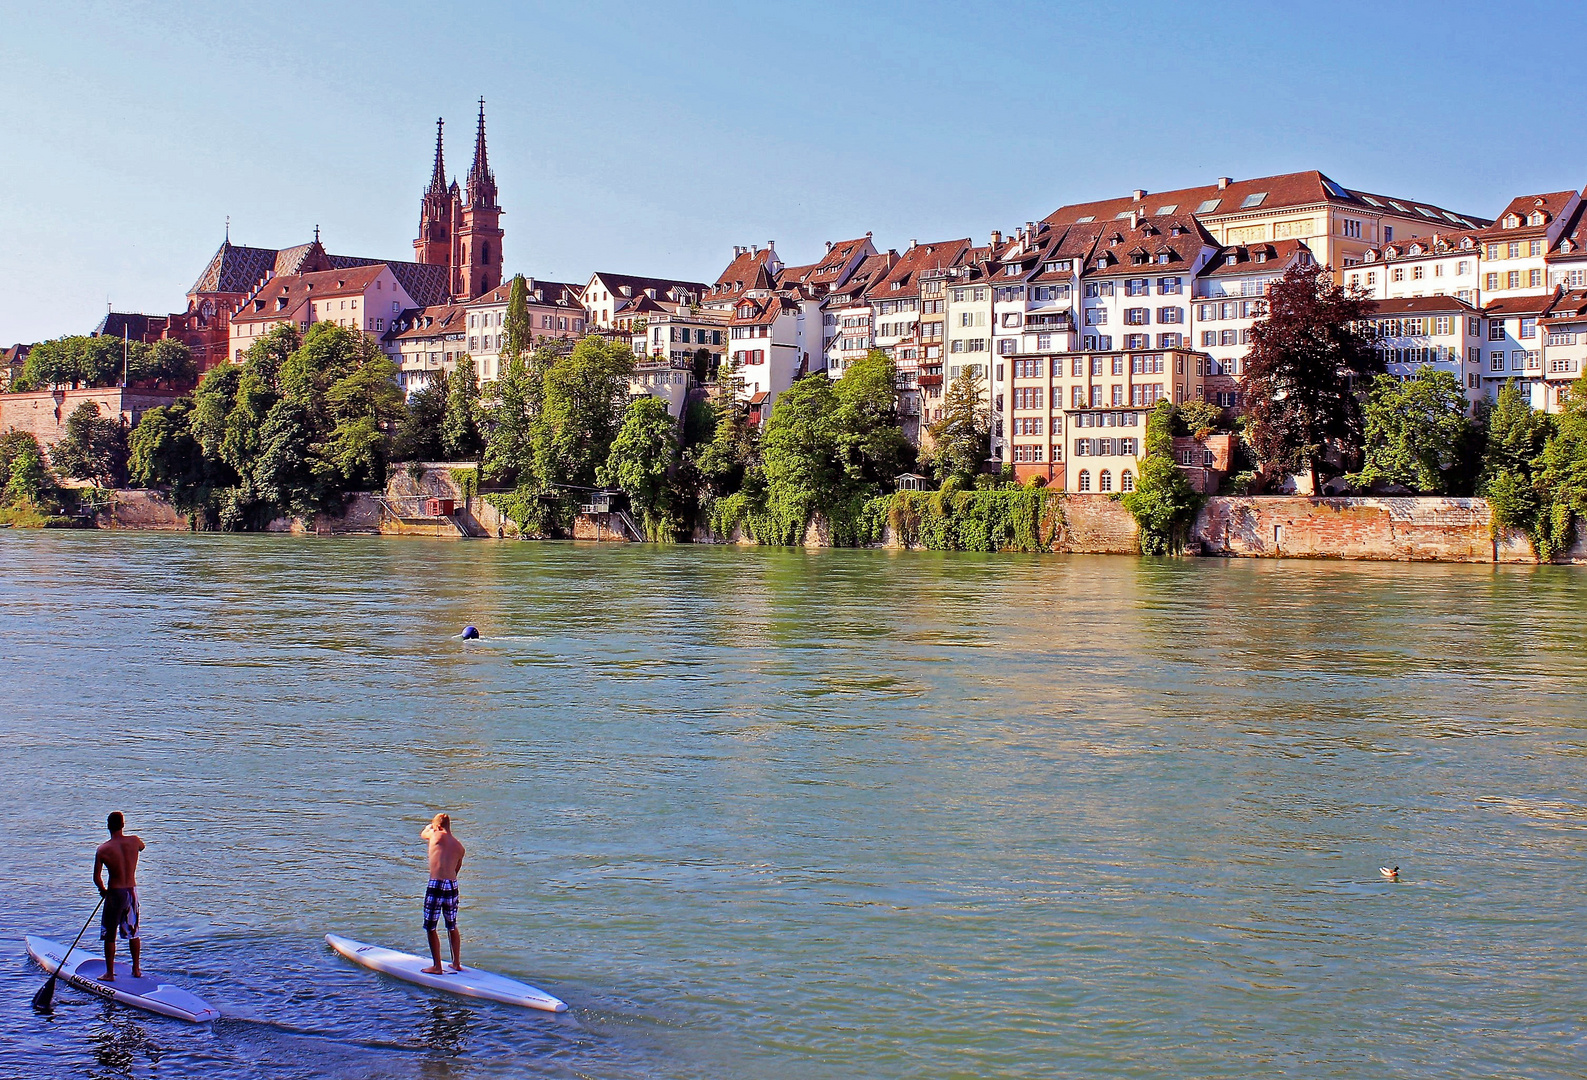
[502,274,533,363]
[926,366,990,482]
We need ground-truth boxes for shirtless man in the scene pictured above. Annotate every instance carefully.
[420,813,465,974]
[92,812,146,980]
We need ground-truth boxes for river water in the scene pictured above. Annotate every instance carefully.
[1,533,1584,1079]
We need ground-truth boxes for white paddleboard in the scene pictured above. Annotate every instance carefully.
[26,935,220,1023]
[325,934,567,1013]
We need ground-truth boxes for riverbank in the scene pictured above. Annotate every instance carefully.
[52,464,1586,564]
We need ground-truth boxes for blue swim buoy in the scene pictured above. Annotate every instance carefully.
[461,626,479,640]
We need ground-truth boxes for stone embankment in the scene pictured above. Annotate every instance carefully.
[82,465,1586,563]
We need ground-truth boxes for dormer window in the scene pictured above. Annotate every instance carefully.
[1226,254,1239,265]
[1529,211,1547,226]
[1170,224,1184,236]
[1504,214,1520,229]
[1254,252,1268,263]
[1157,252,1171,264]
[1005,264,1022,276]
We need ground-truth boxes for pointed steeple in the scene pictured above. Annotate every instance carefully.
[467,97,498,209]
[428,117,447,196]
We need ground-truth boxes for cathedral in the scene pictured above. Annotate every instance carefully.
[414,99,505,300]
[99,102,506,375]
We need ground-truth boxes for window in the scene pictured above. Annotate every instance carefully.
[1157,306,1183,323]
[1090,385,1104,407]
[1012,416,1043,435]
[1392,268,1405,282]
[1013,387,1043,409]
[1490,351,1504,372]
[1037,333,1053,350]
[1076,469,1092,491]
[1366,272,1376,286]
[1158,277,1183,294]
[1013,358,1041,378]
[1489,320,1505,341]
[997,338,1017,355]
[1075,440,1092,457]
[1011,444,1043,462]
[1111,385,1125,405]
[1085,308,1108,325]
[1072,385,1086,407]
[1434,316,1451,335]
[1125,334,1148,349]
[1099,470,1113,492]
[1485,273,1499,291]
[1120,470,1135,491]
[1201,330,1217,347]
[1343,219,1361,238]
[1412,266,1424,280]
[1126,279,1150,296]
[1507,271,1521,290]
[1521,317,1537,339]
[1529,269,1543,288]
[1527,350,1541,371]
[1131,354,1165,374]
[1072,357,1086,376]
[1240,192,1267,208]
[1511,350,1525,371]
[1220,329,1238,346]
[1111,356,1125,375]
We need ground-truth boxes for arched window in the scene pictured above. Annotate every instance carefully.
[1100,470,1113,492]
[1121,470,1135,492]
[481,242,490,265]
[1077,469,1091,492]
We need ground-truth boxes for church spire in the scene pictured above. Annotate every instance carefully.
[467,97,498,209]
[428,117,447,196]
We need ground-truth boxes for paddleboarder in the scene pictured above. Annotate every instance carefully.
[420,813,465,974]
[92,812,145,981]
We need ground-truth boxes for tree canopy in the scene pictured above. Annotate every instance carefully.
[926,366,990,482]
[1350,367,1474,494]
[14,335,193,391]
[1243,264,1383,491]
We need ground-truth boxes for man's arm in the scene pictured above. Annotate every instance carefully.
[421,825,435,841]
[92,852,107,896]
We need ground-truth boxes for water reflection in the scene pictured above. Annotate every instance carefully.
[88,1008,162,1078]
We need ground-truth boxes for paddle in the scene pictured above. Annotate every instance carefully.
[32,895,104,1013]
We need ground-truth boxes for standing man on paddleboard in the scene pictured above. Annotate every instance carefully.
[93,812,145,980]
[420,813,465,974]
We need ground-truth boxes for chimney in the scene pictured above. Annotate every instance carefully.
[825,240,833,252]
[767,240,775,251]
[991,230,1002,246]
[1132,189,1146,201]
[909,238,918,249]
[1217,176,1232,190]
[1129,211,1142,229]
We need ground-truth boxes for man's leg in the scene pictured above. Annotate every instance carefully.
[129,937,142,979]
[448,926,462,972]
[103,935,115,980]
[423,928,444,974]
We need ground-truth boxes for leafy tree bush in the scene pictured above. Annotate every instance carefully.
[599,394,679,539]
[393,383,446,462]
[13,336,194,391]
[1478,381,1558,558]
[1174,399,1223,438]
[51,401,129,487]
[1120,400,1202,554]
[125,322,404,529]
[925,366,989,481]
[1243,264,1383,491]
[0,430,60,510]
[441,356,483,460]
[1349,367,1475,494]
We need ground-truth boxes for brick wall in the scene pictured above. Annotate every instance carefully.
[1192,497,1534,563]
[0,388,182,453]
[1053,494,1140,553]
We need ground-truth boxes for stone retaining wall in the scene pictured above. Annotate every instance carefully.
[2,388,181,453]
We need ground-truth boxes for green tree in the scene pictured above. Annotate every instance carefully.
[51,400,129,486]
[0,430,57,508]
[441,356,483,460]
[1243,264,1383,491]
[760,374,844,536]
[502,275,533,362]
[128,399,214,513]
[1120,400,1202,554]
[1350,367,1474,494]
[831,350,913,488]
[127,340,196,388]
[926,366,989,481]
[533,336,635,491]
[599,394,679,539]
[393,384,446,462]
[1478,381,1557,557]
[481,354,536,485]
[1536,370,1587,556]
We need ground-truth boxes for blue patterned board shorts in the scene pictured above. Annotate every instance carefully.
[102,888,139,942]
[423,879,459,931]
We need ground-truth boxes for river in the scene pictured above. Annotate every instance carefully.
[1,533,1584,1079]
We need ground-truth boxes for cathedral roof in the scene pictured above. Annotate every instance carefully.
[189,243,281,296]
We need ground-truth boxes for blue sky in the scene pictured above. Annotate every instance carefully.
[2,0,1582,343]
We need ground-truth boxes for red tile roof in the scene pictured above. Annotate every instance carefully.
[1483,293,1558,317]
[390,303,469,341]
[232,265,391,324]
[1365,295,1478,315]
[1043,171,1488,231]
[1481,191,1578,239]
[1200,239,1315,277]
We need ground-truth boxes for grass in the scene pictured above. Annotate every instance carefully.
[0,505,78,528]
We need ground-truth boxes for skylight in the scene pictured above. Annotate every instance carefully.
[1442,211,1462,223]
[1195,199,1222,214]
[1416,207,1437,218]
[1322,179,1350,199]
[1360,195,1384,208]
[1240,192,1268,208]
[1075,215,1096,223]
[1389,200,1408,212]
[1156,204,1178,215]
[1115,211,1134,219]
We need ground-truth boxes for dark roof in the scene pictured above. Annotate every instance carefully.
[1365,295,1478,315]
[1200,239,1314,277]
[824,251,898,306]
[1542,289,1587,322]
[93,312,169,339]
[384,262,451,307]
[189,238,451,307]
[1043,171,1488,231]
[471,279,584,308]
[591,271,709,302]
[391,303,469,342]
[1359,231,1483,263]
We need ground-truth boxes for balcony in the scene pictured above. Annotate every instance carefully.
[918,374,943,387]
[1024,314,1074,333]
